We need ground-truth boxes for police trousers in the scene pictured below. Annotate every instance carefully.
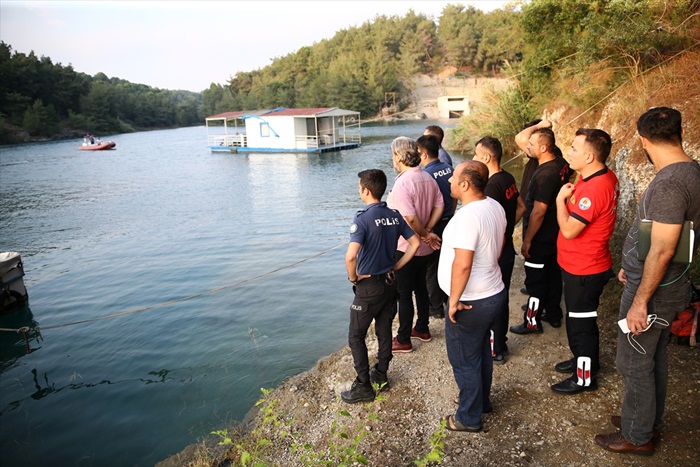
[348,274,398,383]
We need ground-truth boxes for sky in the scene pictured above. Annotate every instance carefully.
[0,0,513,93]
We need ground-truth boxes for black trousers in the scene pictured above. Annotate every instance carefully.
[394,251,430,343]
[425,218,450,314]
[562,268,614,374]
[492,243,515,355]
[522,241,562,329]
[348,274,398,383]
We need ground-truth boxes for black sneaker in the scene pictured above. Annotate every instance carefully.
[369,365,390,392]
[341,379,376,404]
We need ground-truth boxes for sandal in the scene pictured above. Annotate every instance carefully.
[441,414,481,432]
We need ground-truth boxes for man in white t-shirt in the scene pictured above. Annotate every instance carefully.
[437,160,507,433]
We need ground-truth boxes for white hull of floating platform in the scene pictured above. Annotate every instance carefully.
[205,107,361,154]
[209,142,361,154]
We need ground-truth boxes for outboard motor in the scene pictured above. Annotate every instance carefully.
[0,252,28,313]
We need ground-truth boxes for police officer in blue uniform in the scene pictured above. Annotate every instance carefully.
[342,169,420,403]
[417,134,456,319]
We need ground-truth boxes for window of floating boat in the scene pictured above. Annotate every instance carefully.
[260,122,270,137]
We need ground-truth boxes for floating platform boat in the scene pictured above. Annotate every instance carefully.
[205,107,361,153]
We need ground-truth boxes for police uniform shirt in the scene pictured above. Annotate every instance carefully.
[349,202,415,276]
[424,159,454,218]
[438,147,453,167]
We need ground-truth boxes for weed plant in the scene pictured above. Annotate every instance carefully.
[205,382,447,466]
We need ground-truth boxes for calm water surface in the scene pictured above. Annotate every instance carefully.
[0,121,523,465]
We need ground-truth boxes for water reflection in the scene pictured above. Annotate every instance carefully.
[1,365,216,416]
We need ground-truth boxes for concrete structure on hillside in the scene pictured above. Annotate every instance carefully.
[437,95,470,119]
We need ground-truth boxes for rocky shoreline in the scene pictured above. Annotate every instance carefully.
[159,252,699,466]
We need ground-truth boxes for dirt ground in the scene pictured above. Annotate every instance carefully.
[161,249,699,466]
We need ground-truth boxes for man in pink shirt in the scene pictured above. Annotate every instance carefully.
[387,136,444,353]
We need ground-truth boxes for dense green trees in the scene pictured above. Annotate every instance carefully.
[208,6,522,119]
[517,0,698,109]
[452,0,699,154]
[0,41,201,143]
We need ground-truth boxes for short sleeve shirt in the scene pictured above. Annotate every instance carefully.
[485,170,520,245]
[524,158,570,244]
[621,160,700,288]
[557,167,619,275]
[423,160,454,218]
[387,167,443,256]
[438,197,506,301]
[349,202,415,275]
[438,147,453,166]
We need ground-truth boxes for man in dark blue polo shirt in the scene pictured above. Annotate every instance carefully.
[417,134,456,319]
[343,169,420,403]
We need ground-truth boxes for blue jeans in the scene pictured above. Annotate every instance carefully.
[615,276,691,444]
[445,289,506,427]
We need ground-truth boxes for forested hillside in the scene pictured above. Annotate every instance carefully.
[0,42,201,144]
[200,4,522,119]
[2,0,698,147]
[0,4,522,145]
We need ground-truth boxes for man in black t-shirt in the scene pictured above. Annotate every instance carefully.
[518,120,572,298]
[511,121,570,335]
[474,136,525,362]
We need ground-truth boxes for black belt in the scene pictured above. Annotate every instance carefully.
[365,273,386,280]
[363,271,395,285]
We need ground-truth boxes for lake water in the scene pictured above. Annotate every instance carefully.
[0,121,524,466]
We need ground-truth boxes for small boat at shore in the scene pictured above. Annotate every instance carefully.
[80,140,116,151]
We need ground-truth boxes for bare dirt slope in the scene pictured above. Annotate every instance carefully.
[161,252,699,466]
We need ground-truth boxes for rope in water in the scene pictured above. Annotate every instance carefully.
[0,242,348,335]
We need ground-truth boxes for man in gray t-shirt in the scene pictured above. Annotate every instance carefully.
[595,107,700,456]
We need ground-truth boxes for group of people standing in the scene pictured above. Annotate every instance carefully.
[342,107,700,456]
